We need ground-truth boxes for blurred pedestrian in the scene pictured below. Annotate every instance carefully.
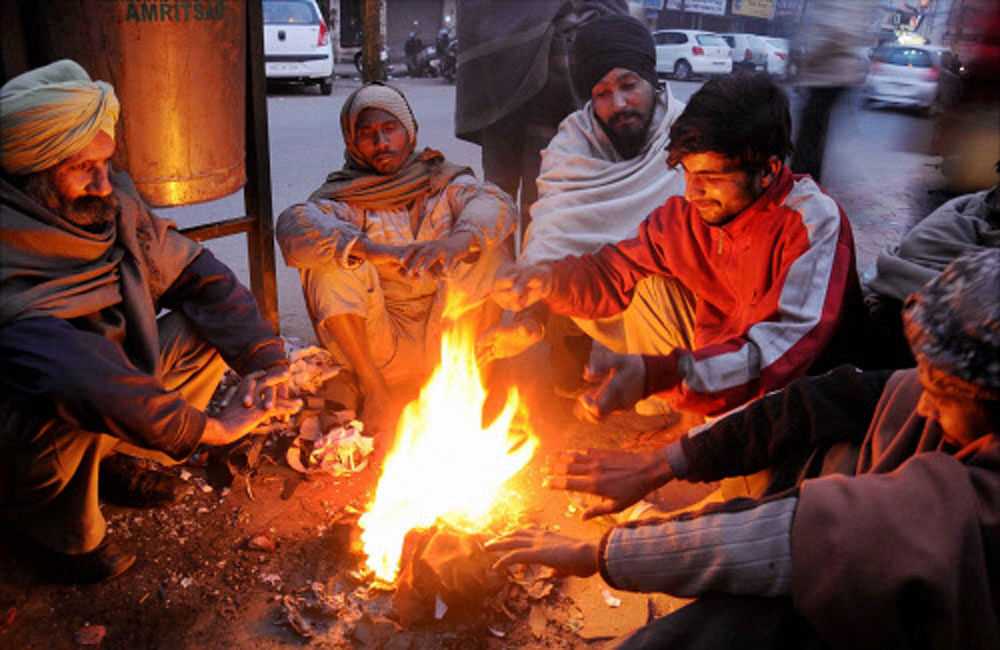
[789,0,880,183]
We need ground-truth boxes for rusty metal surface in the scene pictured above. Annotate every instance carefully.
[113,1,247,206]
[179,216,254,242]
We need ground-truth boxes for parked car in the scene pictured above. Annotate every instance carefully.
[263,0,334,95]
[864,44,962,115]
[719,33,767,72]
[761,37,789,77]
[652,30,732,81]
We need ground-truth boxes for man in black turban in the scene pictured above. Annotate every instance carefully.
[477,14,688,407]
[454,1,629,234]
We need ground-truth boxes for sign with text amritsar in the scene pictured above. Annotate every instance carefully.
[100,0,230,22]
[732,0,775,19]
[663,0,727,17]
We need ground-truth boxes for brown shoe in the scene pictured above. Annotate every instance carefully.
[99,454,184,508]
[49,539,136,583]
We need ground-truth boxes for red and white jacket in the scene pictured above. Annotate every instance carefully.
[545,165,868,416]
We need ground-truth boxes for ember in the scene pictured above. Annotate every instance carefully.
[359,297,538,582]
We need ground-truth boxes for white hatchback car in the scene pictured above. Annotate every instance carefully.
[652,30,732,81]
[263,0,334,95]
[864,44,963,115]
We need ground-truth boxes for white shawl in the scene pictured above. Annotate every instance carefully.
[520,89,686,265]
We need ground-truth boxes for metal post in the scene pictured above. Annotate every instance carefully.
[362,0,383,83]
[244,0,279,331]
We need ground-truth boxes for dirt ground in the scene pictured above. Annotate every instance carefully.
[0,342,708,649]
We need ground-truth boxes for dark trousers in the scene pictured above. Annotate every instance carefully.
[480,114,554,240]
[790,86,846,184]
[0,313,226,554]
[616,594,827,650]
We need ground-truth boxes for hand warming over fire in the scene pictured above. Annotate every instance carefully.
[490,264,554,312]
[202,371,302,446]
[399,232,479,277]
[543,448,675,519]
[355,238,410,268]
[236,364,292,409]
[486,529,598,576]
[476,315,545,364]
[575,347,647,423]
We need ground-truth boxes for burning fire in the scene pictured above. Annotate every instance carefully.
[359,300,538,582]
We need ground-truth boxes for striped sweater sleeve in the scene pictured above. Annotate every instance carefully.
[599,496,796,598]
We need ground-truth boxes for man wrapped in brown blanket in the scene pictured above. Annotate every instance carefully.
[0,60,300,582]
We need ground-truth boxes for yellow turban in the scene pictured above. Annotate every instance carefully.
[0,59,120,175]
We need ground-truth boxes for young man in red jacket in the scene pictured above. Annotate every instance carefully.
[487,249,1000,650]
[490,73,868,419]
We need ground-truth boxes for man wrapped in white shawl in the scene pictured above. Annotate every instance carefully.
[479,15,685,401]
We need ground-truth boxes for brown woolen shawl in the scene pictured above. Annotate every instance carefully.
[0,170,201,376]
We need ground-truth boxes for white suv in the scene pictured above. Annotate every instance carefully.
[652,30,732,81]
[263,0,334,95]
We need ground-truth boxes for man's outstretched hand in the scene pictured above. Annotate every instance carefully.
[399,232,478,277]
[491,264,554,312]
[476,316,545,364]
[575,346,647,423]
[203,370,301,446]
[238,364,292,409]
[485,528,598,576]
[544,447,674,519]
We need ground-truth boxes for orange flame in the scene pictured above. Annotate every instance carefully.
[359,300,538,582]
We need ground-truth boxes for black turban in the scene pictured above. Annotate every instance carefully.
[571,14,658,99]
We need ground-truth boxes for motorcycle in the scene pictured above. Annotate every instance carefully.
[404,28,439,78]
[436,28,457,83]
[353,45,392,80]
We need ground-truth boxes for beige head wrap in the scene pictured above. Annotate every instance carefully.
[0,59,119,175]
[339,82,417,169]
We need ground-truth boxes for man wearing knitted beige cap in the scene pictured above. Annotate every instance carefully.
[0,60,301,582]
[488,248,1000,649]
[277,82,516,435]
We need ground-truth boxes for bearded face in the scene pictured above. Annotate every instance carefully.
[17,131,119,231]
[21,170,119,231]
[590,68,657,160]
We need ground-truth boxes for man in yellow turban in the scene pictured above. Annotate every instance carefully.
[0,60,300,582]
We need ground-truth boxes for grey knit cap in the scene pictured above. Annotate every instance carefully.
[903,248,1000,397]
